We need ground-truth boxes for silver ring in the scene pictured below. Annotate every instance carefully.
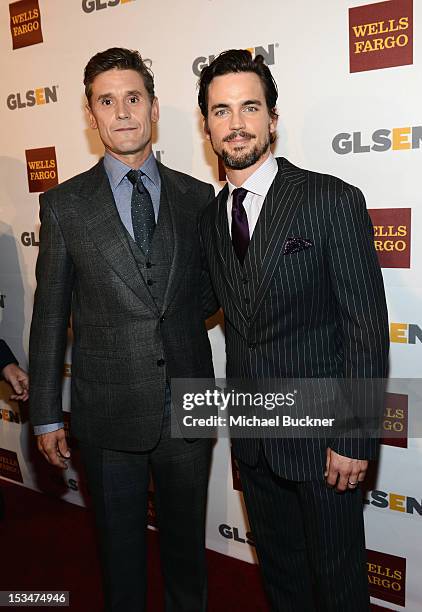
[348,481,358,486]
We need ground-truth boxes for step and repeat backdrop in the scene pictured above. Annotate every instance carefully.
[0,0,421,609]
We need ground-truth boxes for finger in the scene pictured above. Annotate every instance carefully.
[347,469,360,489]
[57,437,71,459]
[11,379,24,395]
[324,448,331,478]
[325,463,339,488]
[357,470,367,483]
[336,471,350,492]
[38,437,68,469]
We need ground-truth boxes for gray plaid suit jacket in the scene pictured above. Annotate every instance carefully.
[201,157,390,480]
[29,159,216,451]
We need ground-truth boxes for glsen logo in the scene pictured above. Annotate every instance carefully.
[332,125,422,154]
[219,524,255,546]
[0,448,23,482]
[364,490,421,515]
[381,392,408,448]
[192,44,277,77]
[9,0,43,50]
[7,86,58,111]
[21,231,39,247]
[82,0,135,13]
[0,409,20,424]
[231,450,242,491]
[390,323,422,344]
[368,208,411,268]
[367,549,406,606]
[349,0,413,73]
[25,147,58,192]
[0,295,5,309]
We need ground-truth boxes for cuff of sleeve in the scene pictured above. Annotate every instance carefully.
[33,422,64,435]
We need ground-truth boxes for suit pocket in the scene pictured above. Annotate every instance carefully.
[76,325,118,355]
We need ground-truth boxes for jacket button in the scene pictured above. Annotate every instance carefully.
[157,359,165,367]
[146,261,152,269]
[147,279,154,286]
[160,316,165,323]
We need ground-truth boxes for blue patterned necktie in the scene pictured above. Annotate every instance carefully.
[127,169,156,255]
[231,187,250,264]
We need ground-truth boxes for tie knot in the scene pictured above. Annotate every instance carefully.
[127,169,143,186]
[232,187,248,210]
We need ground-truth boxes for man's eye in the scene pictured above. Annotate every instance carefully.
[244,106,258,112]
[215,109,228,117]
[101,99,112,106]
[128,96,139,103]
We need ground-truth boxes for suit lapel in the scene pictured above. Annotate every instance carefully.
[157,163,194,314]
[248,158,306,324]
[214,184,249,324]
[75,160,159,314]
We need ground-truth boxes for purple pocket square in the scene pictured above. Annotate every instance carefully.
[283,237,313,255]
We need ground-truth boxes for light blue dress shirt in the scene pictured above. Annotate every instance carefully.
[34,152,162,435]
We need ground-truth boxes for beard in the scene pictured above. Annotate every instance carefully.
[212,130,271,170]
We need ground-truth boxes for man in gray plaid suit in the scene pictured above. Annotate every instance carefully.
[30,48,217,612]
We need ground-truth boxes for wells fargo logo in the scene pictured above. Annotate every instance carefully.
[364,489,421,515]
[332,125,422,154]
[0,448,23,482]
[368,208,411,268]
[231,449,242,491]
[82,0,135,13]
[25,147,58,192]
[381,392,408,448]
[192,43,277,77]
[9,0,43,50]
[367,549,406,606]
[7,86,58,111]
[349,0,413,73]
[390,323,422,344]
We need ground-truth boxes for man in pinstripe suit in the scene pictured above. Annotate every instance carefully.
[198,50,389,611]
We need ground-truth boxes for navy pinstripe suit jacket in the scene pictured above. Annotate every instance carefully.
[201,157,389,480]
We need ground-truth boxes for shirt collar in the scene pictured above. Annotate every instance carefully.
[103,151,160,190]
[227,152,278,197]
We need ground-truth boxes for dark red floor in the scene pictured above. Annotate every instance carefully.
[0,480,270,611]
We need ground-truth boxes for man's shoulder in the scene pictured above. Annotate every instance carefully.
[279,157,360,198]
[41,159,104,202]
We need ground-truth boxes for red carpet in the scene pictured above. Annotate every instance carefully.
[0,480,270,611]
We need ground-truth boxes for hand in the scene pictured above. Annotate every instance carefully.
[325,447,368,492]
[1,363,29,401]
[36,428,70,469]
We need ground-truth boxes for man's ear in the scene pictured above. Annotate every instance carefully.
[151,97,159,123]
[203,118,210,141]
[85,103,97,129]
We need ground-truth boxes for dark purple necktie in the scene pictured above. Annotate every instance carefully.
[231,187,249,264]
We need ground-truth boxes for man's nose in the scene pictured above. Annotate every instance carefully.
[115,99,130,119]
[229,109,245,131]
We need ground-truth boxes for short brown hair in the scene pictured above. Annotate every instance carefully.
[198,49,278,120]
[84,47,155,105]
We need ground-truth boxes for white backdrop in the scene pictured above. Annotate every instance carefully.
[0,1,421,609]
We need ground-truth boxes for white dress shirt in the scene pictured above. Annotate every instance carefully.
[226,153,278,237]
